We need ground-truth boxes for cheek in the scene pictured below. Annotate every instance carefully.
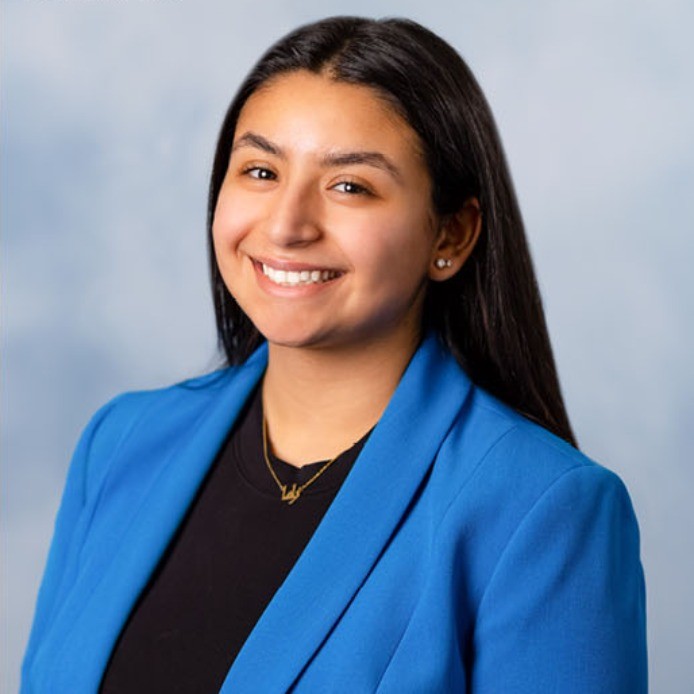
[212,192,251,258]
[347,214,434,284]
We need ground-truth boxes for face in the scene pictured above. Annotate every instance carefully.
[212,70,444,354]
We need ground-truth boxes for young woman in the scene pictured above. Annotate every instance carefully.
[22,17,647,693]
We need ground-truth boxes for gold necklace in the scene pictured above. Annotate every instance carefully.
[262,416,342,505]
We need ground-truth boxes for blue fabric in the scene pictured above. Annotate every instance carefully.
[21,335,647,693]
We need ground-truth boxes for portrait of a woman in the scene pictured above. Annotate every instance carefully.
[20,16,647,693]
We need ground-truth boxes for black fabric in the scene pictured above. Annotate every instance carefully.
[100,386,367,693]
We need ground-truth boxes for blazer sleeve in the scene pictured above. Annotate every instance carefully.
[470,464,647,693]
[21,392,146,678]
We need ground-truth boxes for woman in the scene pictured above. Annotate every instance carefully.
[22,16,647,693]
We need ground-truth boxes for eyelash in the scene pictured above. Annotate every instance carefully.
[331,180,373,196]
[243,165,276,181]
[240,166,373,197]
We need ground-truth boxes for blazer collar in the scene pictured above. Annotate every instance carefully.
[221,334,471,692]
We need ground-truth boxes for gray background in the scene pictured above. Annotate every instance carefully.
[2,0,692,691]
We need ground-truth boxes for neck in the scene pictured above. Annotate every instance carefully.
[262,330,421,467]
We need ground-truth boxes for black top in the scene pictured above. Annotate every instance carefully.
[100,386,368,693]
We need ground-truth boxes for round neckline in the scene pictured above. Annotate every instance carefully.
[231,385,371,500]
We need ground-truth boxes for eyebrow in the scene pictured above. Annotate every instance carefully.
[232,131,403,181]
[232,132,282,157]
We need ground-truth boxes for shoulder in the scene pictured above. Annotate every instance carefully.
[432,383,644,638]
[464,382,611,475]
[82,369,233,445]
[72,367,242,495]
[83,346,268,445]
[70,345,269,500]
[433,382,637,534]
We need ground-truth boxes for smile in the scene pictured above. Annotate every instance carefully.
[261,262,342,287]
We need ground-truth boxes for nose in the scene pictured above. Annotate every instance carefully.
[263,180,322,248]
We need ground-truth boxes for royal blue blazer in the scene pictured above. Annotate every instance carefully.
[22,335,647,692]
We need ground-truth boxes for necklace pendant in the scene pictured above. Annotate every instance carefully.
[281,483,301,505]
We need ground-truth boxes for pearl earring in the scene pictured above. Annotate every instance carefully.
[435,258,453,269]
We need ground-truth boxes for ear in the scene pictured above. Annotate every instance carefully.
[428,197,482,281]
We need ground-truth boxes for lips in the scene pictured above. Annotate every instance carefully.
[258,261,343,287]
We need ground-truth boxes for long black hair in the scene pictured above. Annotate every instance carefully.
[207,16,577,447]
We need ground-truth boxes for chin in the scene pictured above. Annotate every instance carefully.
[254,321,332,350]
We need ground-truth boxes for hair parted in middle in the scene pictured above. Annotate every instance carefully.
[207,16,576,446]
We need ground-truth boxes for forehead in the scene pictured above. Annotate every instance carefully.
[235,70,424,160]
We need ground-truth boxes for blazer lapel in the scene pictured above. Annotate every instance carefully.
[221,334,472,693]
[37,347,268,692]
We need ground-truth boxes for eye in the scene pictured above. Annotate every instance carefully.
[243,166,277,181]
[332,180,373,196]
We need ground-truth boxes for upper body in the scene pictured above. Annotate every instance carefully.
[22,15,648,693]
[21,335,647,692]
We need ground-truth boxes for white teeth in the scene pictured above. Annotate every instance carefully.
[261,263,339,287]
